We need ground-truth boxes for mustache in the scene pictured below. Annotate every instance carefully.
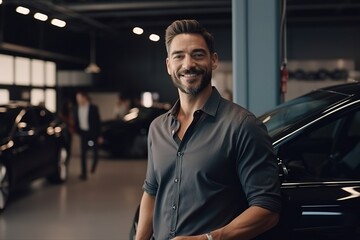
[179,67,204,75]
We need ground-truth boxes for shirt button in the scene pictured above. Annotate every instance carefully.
[174,178,179,183]
[172,205,176,210]
[177,152,181,157]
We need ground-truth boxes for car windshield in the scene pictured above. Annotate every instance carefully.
[258,90,349,137]
[0,107,21,137]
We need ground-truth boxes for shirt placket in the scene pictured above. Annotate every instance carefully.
[168,111,203,238]
[169,149,183,239]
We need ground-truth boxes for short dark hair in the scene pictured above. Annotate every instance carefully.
[77,91,90,101]
[165,19,215,54]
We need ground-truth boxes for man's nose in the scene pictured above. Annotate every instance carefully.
[183,55,196,69]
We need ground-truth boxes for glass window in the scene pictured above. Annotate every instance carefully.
[278,108,360,181]
[19,110,35,130]
[0,107,20,136]
[259,90,349,136]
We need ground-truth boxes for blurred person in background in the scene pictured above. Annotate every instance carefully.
[113,92,131,120]
[74,91,103,180]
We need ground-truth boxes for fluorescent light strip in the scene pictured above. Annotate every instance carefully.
[16,6,30,15]
[34,12,48,21]
[51,18,66,28]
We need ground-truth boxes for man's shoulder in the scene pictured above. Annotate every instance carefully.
[151,110,171,126]
[219,99,256,123]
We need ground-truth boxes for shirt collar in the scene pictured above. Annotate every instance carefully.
[169,86,221,119]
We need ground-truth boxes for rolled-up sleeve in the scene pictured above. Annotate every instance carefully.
[236,115,282,213]
[142,124,158,197]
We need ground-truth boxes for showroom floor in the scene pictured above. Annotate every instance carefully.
[0,151,147,240]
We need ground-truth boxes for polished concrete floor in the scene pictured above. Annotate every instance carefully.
[0,150,147,240]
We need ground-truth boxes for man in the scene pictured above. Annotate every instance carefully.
[74,91,102,180]
[136,19,281,240]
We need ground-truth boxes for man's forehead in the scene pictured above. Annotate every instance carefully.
[169,33,208,53]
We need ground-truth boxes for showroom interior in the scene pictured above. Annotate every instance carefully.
[1,0,360,239]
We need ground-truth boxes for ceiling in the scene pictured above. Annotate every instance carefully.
[3,0,232,38]
[1,0,360,66]
[3,0,360,37]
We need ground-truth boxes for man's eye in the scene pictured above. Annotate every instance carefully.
[193,53,205,59]
[173,55,183,59]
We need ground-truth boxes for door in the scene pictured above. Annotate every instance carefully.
[277,107,360,240]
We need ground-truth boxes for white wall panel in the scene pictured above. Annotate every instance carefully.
[31,59,45,86]
[46,61,56,87]
[0,54,14,85]
[15,57,31,86]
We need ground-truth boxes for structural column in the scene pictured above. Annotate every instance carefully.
[232,0,280,116]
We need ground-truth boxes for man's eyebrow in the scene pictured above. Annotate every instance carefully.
[171,48,207,56]
[170,50,184,56]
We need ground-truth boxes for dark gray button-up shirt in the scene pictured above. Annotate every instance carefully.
[143,88,281,240]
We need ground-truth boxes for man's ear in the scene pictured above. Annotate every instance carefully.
[166,58,171,75]
[211,53,219,70]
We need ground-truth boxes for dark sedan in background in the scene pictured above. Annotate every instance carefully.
[130,82,360,240]
[0,102,71,213]
[100,105,169,158]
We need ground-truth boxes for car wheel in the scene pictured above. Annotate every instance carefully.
[48,146,69,184]
[0,163,10,213]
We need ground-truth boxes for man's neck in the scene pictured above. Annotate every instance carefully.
[178,86,212,118]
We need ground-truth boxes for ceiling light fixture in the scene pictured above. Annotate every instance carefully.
[85,32,101,74]
[51,18,66,28]
[133,27,144,35]
[149,34,160,42]
[34,12,48,21]
[16,6,30,15]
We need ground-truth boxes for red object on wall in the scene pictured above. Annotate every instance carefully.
[281,65,288,94]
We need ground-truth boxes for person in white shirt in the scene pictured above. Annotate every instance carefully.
[74,91,102,180]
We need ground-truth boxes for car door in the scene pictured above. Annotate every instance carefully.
[30,107,58,170]
[276,107,360,240]
[10,108,43,182]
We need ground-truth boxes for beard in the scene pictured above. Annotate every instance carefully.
[171,67,212,96]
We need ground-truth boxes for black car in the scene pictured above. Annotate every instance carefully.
[0,102,71,213]
[100,105,169,158]
[130,82,360,240]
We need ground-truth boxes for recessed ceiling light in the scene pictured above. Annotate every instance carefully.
[149,34,160,42]
[16,6,30,15]
[51,18,66,28]
[34,12,48,21]
[133,27,144,35]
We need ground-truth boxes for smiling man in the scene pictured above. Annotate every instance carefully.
[135,19,281,240]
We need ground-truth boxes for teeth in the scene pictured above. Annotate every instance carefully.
[183,74,197,77]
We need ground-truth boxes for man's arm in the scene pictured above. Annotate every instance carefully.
[173,205,279,240]
[135,192,155,240]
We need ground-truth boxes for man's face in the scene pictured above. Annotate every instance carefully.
[166,33,218,96]
[76,93,86,105]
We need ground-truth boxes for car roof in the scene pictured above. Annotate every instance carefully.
[0,101,41,110]
[264,82,360,146]
[318,81,360,97]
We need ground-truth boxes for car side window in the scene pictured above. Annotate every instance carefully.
[278,108,360,181]
[18,111,35,131]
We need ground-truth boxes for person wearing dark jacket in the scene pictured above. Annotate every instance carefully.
[74,91,102,180]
